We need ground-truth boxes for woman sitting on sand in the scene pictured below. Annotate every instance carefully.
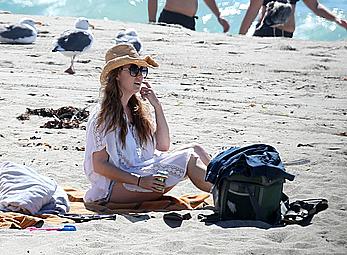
[83,43,212,203]
[239,0,347,38]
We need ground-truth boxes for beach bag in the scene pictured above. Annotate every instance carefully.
[263,0,292,27]
[206,144,295,224]
[215,173,286,224]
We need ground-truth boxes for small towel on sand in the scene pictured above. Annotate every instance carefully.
[0,212,44,229]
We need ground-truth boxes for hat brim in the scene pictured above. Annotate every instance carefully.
[100,55,158,86]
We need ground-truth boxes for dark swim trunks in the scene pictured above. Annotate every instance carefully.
[253,24,293,38]
[158,9,197,31]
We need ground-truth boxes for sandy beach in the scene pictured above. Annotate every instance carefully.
[0,13,346,254]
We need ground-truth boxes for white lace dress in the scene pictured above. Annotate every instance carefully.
[83,106,194,202]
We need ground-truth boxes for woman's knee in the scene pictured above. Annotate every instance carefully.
[192,144,211,164]
[193,144,207,154]
[187,153,198,169]
[183,143,210,166]
[185,143,206,154]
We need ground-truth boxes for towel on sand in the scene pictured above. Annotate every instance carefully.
[0,188,212,229]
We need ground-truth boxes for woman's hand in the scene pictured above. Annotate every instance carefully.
[138,174,166,193]
[140,81,170,151]
[140,81,161,109]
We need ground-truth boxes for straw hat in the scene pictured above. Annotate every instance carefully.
[100,43,158,86]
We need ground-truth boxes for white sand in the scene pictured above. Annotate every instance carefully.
[0,14,346,254]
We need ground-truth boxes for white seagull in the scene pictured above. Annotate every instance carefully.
[115,29,143,52]
[52,17,94,74]
[0,18,41,44]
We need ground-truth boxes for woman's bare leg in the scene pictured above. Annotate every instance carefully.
[109,182,164,203]
[191,144,211,166]
[187,155,213,193]
[109,143,213,202]
[175,143,211,165]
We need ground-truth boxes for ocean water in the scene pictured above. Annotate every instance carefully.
[0,0,346,41]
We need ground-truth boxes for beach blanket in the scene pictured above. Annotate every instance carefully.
[0,188,211,229]
[65,188,211,214]
[0,212,44,229]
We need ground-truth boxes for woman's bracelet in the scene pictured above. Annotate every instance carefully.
[137,176,142,186]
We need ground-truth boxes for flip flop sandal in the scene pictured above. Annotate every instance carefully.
[283,198,328,225]
[163,212,192,221]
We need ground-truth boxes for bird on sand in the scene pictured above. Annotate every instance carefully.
[0,18,41,44]
[114,29,143,53]
[52,17,94,74]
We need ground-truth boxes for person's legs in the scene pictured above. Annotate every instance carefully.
[191,144,211,166]
[172,143,212,192]
[109,182,164,203]
[186,154,212,193]
[175,143,211,166]
[109,144,212,202]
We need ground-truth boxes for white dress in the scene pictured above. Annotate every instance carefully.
[83,105,194,202]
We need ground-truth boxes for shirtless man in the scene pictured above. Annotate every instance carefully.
[148,0,230,32]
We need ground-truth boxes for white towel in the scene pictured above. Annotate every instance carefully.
[0,161,69,214]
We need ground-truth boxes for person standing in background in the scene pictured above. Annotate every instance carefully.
[239,0,347,38]
[148,0,230,32]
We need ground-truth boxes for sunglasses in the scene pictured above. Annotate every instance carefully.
[120,64,148,78]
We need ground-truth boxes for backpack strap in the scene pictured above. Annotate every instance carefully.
[245,185,264,221]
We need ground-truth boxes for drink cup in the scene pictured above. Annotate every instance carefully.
[154,170,168,191]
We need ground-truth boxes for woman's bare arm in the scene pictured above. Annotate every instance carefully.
[93,148,166,192]
[203,0,230,32]
[148,0,158,22]
[153,104,170,151]
[141,81,170,151]
[92,148,139,184]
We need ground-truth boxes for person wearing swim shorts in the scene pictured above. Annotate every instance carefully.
[148,0,230,32]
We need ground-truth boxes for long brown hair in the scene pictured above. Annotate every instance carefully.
[97,68,154,147]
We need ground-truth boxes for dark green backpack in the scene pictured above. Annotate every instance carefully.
[215,174,286,224]
[206,144,295,224]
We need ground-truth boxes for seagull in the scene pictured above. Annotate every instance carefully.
[0,18,41,44]
[115,29,143,52]
[52,17,94,74]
